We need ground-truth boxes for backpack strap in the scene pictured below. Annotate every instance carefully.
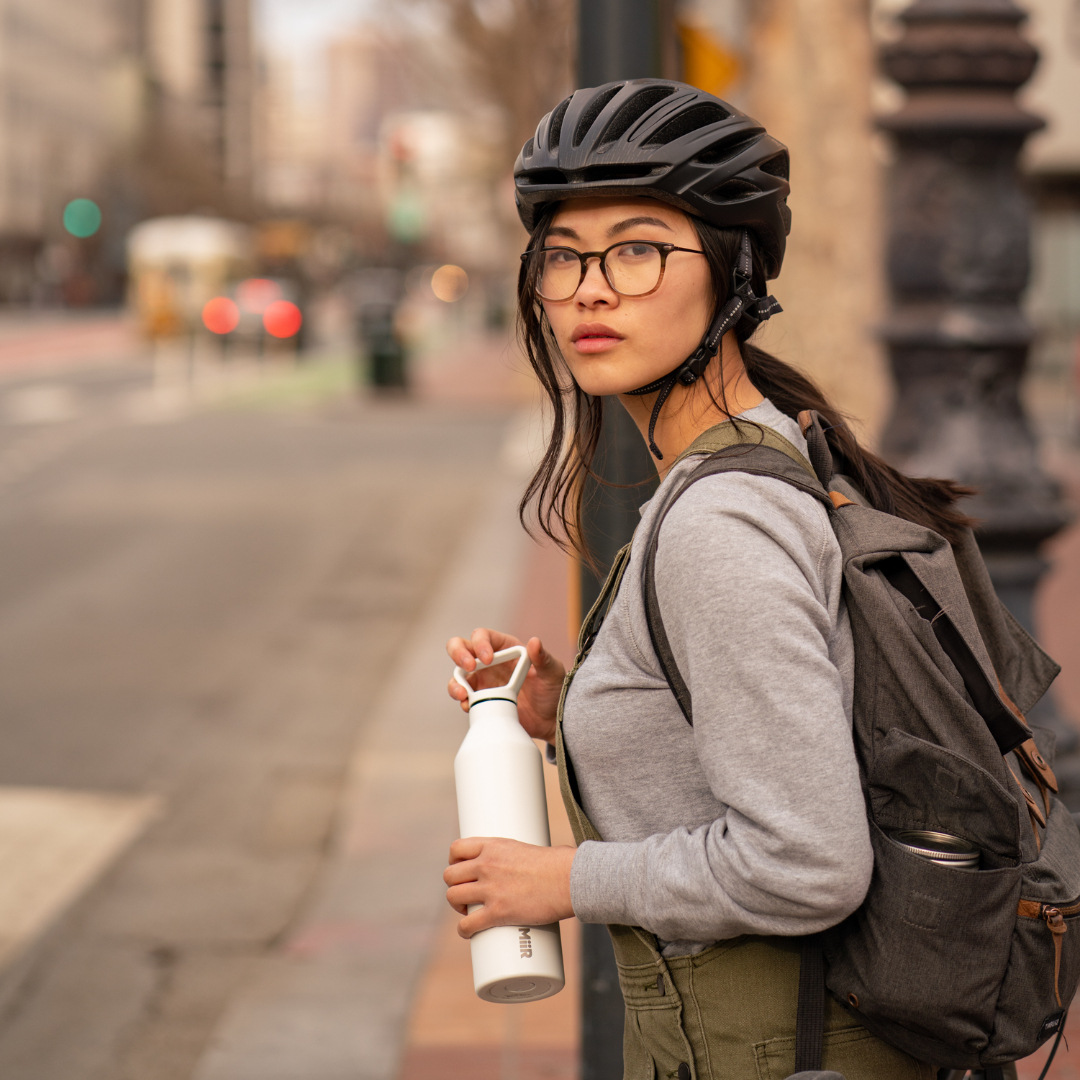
[675,415,819,479]
[643,432,831,725]
[644,420,837,1069]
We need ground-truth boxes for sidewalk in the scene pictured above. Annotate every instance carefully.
[0,310,144,377]
[397,536,580,1080]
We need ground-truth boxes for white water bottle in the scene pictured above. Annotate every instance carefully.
[452,645,565,1003]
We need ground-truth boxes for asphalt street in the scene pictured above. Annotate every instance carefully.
[0,345,514,1079]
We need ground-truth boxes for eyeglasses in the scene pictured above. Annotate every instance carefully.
[521,241,705,302]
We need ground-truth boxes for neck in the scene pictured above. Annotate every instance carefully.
[618,330,764,479]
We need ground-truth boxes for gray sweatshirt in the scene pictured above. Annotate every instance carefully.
[563,400,873,956]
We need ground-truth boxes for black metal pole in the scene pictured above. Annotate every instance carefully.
[878,0,1080,800]
[576,4,666,1078]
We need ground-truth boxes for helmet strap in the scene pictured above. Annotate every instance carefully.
[626,230,783,460]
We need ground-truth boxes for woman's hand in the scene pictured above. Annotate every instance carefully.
[444,837,575,937]
[446,629,566,744]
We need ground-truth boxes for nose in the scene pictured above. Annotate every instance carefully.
[575,255,617,307]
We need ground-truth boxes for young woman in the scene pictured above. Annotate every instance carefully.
[444,80,972,1080]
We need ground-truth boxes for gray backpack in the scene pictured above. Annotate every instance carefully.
[639,411,1078,1073]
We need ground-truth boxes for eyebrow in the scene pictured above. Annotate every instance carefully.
[608,215,673,236]
[545,215,675,244]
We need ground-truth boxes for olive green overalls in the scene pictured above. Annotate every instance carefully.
[553,426,936,1080]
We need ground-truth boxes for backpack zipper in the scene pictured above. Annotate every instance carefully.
[1017,899,1080,1007]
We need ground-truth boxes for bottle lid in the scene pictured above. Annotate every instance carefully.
[889,829,980,864]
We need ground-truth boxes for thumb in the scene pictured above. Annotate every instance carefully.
[527,636,556,672]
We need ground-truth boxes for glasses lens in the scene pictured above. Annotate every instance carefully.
[606,243,663,296]
[538,249,581,301]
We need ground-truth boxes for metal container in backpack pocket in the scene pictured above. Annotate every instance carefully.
[888,830,980,870]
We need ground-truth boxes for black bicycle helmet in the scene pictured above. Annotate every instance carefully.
[515,80,791,461]
[514,79,791,279]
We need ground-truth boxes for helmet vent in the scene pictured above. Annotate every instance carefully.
[707,178,760,202]
[759,153,790,180]
[598,86,676,148]
[546,97,572,151]
[519,169,568,186]
[576,163,657,183]
[522,137,535,159]
[572,84,624,147]
[693,133,760,167]
[643,102,731,146]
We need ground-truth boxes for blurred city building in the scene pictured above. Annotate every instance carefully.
[143,0,254,195]
[255,26,417,231]
[0,0,142,303]
[0,0,254,306]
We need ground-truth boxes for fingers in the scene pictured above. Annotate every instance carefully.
[446,676,470,712]
[457,907,492,938]
[448,837,484,865]
[446,635,478,671]
[446,881,484,913]
[446,629,525,675]
[470,628,496,666]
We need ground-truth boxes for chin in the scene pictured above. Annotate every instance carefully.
[564,352,661,398]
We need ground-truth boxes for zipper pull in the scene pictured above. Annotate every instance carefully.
[1045,907,1067,1008]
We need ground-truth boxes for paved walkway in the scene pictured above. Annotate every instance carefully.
[397,536,580,1080]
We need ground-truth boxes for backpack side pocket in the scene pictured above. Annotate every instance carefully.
[826,817,1021,1070]
[985,796,1080,1064]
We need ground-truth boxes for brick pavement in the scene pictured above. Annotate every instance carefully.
[397,531,581,1080]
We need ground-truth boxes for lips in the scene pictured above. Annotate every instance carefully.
[571,322,623,343]
[570,323,624,355]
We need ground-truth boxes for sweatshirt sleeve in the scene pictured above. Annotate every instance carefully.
[568,472,873,942]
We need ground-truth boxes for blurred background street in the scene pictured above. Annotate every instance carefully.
[0,0,1072,1078]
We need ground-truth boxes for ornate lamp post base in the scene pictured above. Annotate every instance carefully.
[879,0,1078,804]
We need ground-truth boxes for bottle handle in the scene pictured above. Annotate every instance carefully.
[453,645,531,706]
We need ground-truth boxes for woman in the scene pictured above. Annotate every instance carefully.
[444,81,971,1080]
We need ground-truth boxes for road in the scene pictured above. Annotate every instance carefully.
[0,331,516,1079]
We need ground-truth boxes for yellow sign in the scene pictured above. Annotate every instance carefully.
[678,22,742,98]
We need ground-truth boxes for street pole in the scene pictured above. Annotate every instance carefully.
[878,0,1080,800]
[576,3,666,1077]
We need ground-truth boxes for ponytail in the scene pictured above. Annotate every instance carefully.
[739,340,976,544]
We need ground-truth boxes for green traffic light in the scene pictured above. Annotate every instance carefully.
[63,199,102,238]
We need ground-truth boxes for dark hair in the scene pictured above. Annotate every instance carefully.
[516,202,976,555]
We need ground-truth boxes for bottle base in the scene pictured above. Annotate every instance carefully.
[471,923,565,1004]
[477,974,564,1003]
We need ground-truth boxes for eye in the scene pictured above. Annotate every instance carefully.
[544,248,579,266]
[615,243,656,260]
